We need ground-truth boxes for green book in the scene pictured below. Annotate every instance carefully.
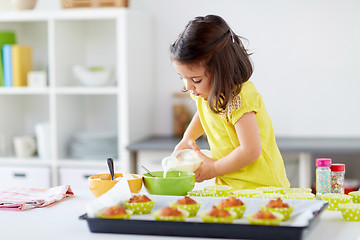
[0,32,16,87]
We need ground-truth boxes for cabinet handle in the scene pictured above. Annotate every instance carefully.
[13,173,26,177]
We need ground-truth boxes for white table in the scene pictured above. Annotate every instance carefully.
[1,189,359,240]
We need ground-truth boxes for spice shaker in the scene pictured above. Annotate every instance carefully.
[316,158,332,199]
[330,163,345,194]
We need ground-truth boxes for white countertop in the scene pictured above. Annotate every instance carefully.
[1,189,359,240]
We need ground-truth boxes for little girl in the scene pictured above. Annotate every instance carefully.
[170,15,290,190]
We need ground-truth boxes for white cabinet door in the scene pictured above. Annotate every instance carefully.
[0,166,50,190]
[58,167,108,192]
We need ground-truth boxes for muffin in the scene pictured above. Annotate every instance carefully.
[260,198,294,221]
[124,195,155,214]
[153,206,189,221]
[97,205,133,219]
[217,196,247,218]
[169,196,202,217]
[128,195,152,203]
[200,206,237,223]
[247,210,284,225]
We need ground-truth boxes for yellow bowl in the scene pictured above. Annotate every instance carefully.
[321,193,352,211]
[88,173,143,197]
[348,191,360,203]
[338,203,360,221]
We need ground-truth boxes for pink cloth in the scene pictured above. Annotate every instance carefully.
[0,185,74,211]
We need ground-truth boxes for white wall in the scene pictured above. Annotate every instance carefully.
[4,0,360,138]
[133,0,360,138]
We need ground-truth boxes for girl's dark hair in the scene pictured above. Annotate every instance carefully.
[170,15,253,114]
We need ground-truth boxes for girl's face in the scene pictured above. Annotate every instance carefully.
[173,61,212,100]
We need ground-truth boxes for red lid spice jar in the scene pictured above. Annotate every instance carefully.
[330,164,345,194]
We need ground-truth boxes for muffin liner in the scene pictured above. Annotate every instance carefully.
[200,210,237,223]
[246,211,284,225]
[123,199,155,215]
[283,188,312,194]
[220,204,247,219]
[233,189,262,198]
[284,193,315,200]
[260,205,294,221]
[338,203,360,221]
[97,209,133,219]
[256,187,284,194]
[169,201,203,217]
[254,193,285,199]
[187,189,216,197]
[204,185,232,197]
[152,208,189,221]
[348,191,360,203]
[321,193,352,211]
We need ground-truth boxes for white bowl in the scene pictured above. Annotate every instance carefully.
[73,65,112,87]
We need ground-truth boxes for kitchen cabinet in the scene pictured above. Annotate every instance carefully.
[0,9,154,187]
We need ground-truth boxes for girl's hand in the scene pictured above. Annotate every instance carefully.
[174,138,200,152]
[193,150,218,182]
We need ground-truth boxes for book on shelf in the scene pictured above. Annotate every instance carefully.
[11,45,33,87]
[0,32,16,87]
[2,44,13,87]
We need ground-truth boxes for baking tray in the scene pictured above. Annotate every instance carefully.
[79,195,328,240]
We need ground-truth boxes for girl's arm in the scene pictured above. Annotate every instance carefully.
[194,111,261,182]
[174,111,204,151]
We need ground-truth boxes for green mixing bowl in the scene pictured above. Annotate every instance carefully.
[143,171,195,196]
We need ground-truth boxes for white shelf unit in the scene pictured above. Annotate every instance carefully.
[0,9,154,189]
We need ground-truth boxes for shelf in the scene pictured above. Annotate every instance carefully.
[0,87,50,95]
[0,157,52,167]
[0,10,154,187]
[55,87,118,95]
[0,9,129,21]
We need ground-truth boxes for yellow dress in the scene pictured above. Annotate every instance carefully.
[194,81,290,190]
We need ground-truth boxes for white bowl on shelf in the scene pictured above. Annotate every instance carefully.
[73,65,112,87]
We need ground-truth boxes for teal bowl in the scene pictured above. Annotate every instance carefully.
[143,171,195,196]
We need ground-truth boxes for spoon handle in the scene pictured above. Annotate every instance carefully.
[139,164,156,177]
[107,158,115,180]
